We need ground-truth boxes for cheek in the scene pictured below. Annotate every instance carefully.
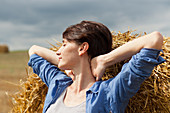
[63,46,79,57]
[59,55,79,70]
[58,45,80,69]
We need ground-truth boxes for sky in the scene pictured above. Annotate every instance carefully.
[0,0,170,51]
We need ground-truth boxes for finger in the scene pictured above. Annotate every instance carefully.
[96,77,99,81]
[65,70,74,76]
[70,70,74,75]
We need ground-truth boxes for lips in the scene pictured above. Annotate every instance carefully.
[58,57,62,60]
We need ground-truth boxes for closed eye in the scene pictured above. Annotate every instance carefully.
[62,39,67,47]
[62,43,66,47]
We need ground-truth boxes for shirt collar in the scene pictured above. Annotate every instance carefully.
[87,81,102,94]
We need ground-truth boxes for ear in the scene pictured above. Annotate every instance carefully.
[78,42,89,56]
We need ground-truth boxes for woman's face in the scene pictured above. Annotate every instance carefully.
[56,39,80,70]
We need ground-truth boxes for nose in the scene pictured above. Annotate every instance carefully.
[56,46,63,56]
[56,50,61,56]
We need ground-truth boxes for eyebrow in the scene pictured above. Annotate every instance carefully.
[62,39,68,43]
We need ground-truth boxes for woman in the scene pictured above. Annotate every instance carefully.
[28,21,165,113]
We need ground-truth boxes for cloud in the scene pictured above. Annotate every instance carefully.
[0,0,170,51]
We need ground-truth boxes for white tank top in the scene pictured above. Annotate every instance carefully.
[46,90,86,113]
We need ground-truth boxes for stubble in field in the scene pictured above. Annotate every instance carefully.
[0,51,29,113]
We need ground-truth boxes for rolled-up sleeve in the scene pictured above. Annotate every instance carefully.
[105,48,165,111]
[28,54,71,87]
[129,48,165,77]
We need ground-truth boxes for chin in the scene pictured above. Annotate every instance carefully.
[58,64,70,70]
[58,65,65,70]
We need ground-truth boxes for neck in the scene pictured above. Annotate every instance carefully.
[69,58,95,94]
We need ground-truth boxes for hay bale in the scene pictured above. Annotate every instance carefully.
[110,31,170,113]
[9,70,48,113]
[9,30,170,113]
[164,37,170,51]
[0,44,9,53]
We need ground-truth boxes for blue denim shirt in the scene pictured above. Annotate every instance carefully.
[28,48,165,113]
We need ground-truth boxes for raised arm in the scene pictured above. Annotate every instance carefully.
[91,31,163,81]
[29,45,59,65]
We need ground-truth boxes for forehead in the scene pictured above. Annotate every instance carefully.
[62,39,77,45]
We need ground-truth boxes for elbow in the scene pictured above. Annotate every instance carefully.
[153,31,163,49]
[150,31,163,50]
[29,45,38,56]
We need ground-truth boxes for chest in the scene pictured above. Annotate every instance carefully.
[64,90,86,107]
[46,90,86,113]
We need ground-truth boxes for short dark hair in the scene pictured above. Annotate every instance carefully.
[63,20,112,59]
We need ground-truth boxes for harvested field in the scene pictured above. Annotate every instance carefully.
[0,51,29,113]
